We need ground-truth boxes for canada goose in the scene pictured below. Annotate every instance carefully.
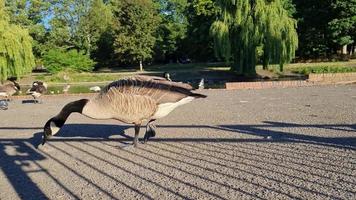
[27,81,48,103]
[0,81,21,101]
[42,75,207,147]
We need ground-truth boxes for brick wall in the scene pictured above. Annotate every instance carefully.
[225,72,356,90]
[225,80,315,90]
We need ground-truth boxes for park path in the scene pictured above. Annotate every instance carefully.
[0,85,355,199]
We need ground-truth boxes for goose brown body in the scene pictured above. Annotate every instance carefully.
[43,75,206,146]
[0,81,20,99]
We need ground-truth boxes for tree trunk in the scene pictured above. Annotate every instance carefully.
[342,45,348,54]
[139,60,143,71]
[262,51,269,70]
[350,45,355,56]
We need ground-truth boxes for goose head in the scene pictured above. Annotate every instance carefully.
[42,99,88,145]
[43,117,65,144]
[13,81,20,91]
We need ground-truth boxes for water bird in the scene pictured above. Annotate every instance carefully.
[27,81,48,103]
[42,75,206,147]
[0,80,21,101]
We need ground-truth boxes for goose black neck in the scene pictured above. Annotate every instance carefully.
[54,99,89,125]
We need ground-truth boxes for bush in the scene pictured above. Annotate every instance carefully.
[43,49,96,73]
[292,66,356,75]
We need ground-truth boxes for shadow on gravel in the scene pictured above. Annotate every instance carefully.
[0,121,355,199]
[0,139,47,199]
[216,121,356,150]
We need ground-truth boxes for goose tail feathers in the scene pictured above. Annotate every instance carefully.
[190,93,207,98]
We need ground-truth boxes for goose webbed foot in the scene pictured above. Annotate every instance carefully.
[34,99,42,104]
[143,121,156,143]
[133,124,140,147]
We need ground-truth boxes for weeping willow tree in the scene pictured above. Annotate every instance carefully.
[210,0,298,75]
[0,0,35,82]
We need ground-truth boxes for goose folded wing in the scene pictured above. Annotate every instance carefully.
[102,77,197,104]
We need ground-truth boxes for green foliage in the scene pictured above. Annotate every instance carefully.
[294,0,334,58]
[154,0,188,61]
[110,0,161,66]
[36,72,126,83]
[211,0,298,75]
[46,0,91,51]
[292,66,356,75]
[182,0,218,61]
[328,0,356,47]
[76,0,112,55]
[43,49,95,73]
[5,0,50,57]
[0,0,35,81]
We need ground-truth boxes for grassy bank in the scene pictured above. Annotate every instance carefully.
[16,60,356,91]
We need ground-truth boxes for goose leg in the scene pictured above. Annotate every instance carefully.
[133,124,140,147]
[144,119,156,143]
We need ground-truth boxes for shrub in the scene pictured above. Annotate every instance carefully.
[292,66,356,75]
[43,49,96,73]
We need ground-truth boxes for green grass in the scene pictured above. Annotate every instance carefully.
[256,59,356,76]
[35,72,130,83]
[145,62,229,72]
[18,60,356,94]
[29,62,230,84]
[18,84,106,96]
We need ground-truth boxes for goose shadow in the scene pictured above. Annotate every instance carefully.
[29,122,356,150]
[21,99,38,104]
[30,124,132,149]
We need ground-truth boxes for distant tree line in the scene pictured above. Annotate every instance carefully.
[0,0,355,79]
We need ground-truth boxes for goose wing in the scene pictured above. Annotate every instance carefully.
[101,76,199,104]
[28,81,47,94]
[0,83,16,94]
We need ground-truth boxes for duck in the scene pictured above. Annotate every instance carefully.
[0,81,21,101]
[42,75,207,147]
[27,81,48,103]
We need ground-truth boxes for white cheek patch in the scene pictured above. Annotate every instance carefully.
[50,121,61,135]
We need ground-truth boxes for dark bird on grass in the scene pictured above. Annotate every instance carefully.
[42,75,207,147]
[0,81,21,101]
[27,81,47,103]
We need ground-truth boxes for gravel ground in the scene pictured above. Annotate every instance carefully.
[0,85,355,200]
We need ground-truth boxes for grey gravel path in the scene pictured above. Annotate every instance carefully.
[0,85,355,200]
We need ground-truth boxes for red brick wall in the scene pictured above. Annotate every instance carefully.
[225,80,315,90]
